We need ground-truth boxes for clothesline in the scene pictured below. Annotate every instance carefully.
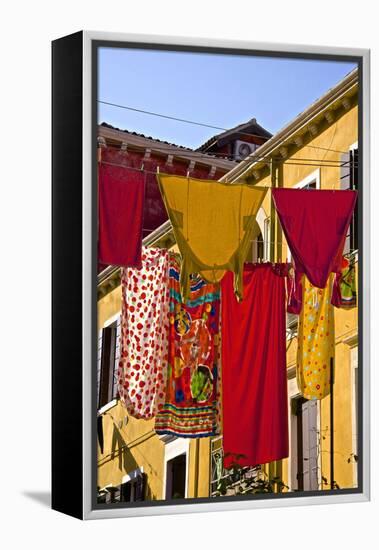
[98,160,358,185]
[98,142,358,166]
[251,238,358,255]
[97,101,356,157]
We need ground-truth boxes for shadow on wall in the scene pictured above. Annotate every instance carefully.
[110,423,158,501]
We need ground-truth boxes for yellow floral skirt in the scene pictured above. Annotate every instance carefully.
[297,274,335,400]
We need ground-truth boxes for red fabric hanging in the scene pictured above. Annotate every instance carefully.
[272,189,357,289]
[98,163,145,268]
[222,264,289,469]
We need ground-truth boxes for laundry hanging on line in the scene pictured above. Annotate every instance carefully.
[297,273,335,400]
[221,263,289,469]
[98,162,145,268]
[157,173,268,302]
[117,247,170,419]
[272,188,357,289]
[331,256,357,308]
[155,254,222,438]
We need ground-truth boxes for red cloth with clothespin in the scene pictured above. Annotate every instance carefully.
[98,163,145,268]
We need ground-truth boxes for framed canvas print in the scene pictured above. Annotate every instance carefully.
[52,31,370,520]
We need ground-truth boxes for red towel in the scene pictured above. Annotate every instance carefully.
[98,163,145,268]
[221,264,289,469]
[272,188,357,289]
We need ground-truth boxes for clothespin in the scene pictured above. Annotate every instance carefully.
[97,136,106,163]
[156,165,160,175]
[186,169,190,178]
[140,161,144,172]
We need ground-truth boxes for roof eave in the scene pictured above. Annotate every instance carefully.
[220,68,358,183]
[98,125,237,170]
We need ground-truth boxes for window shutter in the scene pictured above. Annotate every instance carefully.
[302,400,318,491]
[351,149,358,250]
[99,326,116,408]
[341,149,359,254]
[340,151,351,190]
[97,329,103,409]
[112,315,121,400]
[341,151,351,254]
[97,415,104,454]
[301,400,310,490]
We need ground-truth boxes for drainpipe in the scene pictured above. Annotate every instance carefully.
[270,159,277,262]
[194,438,200,498]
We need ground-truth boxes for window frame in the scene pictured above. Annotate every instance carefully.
[97,312,121,410]
[161,436,190,500]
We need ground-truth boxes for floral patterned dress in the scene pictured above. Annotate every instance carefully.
[297,274,335,400]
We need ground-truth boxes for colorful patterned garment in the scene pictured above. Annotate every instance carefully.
[332,256,357,308]
[117,247,170,419]
[155,254,221,437]
[297,274,335,400]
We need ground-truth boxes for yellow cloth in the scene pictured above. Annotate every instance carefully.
[297,274,335,400]
[157,174,267,301]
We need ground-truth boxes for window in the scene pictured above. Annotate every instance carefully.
[162,436,189,499]
[290,397,319,491]
[287,170,319,263]
[341,146,358,253]
[97,315,121,410]
[98,471,146,504]
[263,217,271,261]
[121,472,146,502]
[293,169,320,191]
[250,229,265,262]
[166,454,186,499]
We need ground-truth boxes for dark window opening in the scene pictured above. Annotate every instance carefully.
[98,472,146,504]
[166,454,186,499]
[302,180,317,190]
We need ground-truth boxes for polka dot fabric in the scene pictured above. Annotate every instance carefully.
[117,247,170,419]
[297,274,335,400]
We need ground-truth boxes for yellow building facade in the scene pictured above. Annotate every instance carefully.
[97,68,359,503]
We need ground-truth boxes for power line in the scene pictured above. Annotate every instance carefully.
[99,100,227,131]
[99,160,358,182]
[98,100,356,158]
[98,142,358,167]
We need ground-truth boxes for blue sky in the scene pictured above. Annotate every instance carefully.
[98,47,357,149]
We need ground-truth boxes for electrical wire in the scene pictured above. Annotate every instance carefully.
[98,142,358,169]
[98,100,358,158]
[99,158,357,179]
[99,100,228,131]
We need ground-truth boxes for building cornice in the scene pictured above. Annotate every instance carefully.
[98,125,237,171]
